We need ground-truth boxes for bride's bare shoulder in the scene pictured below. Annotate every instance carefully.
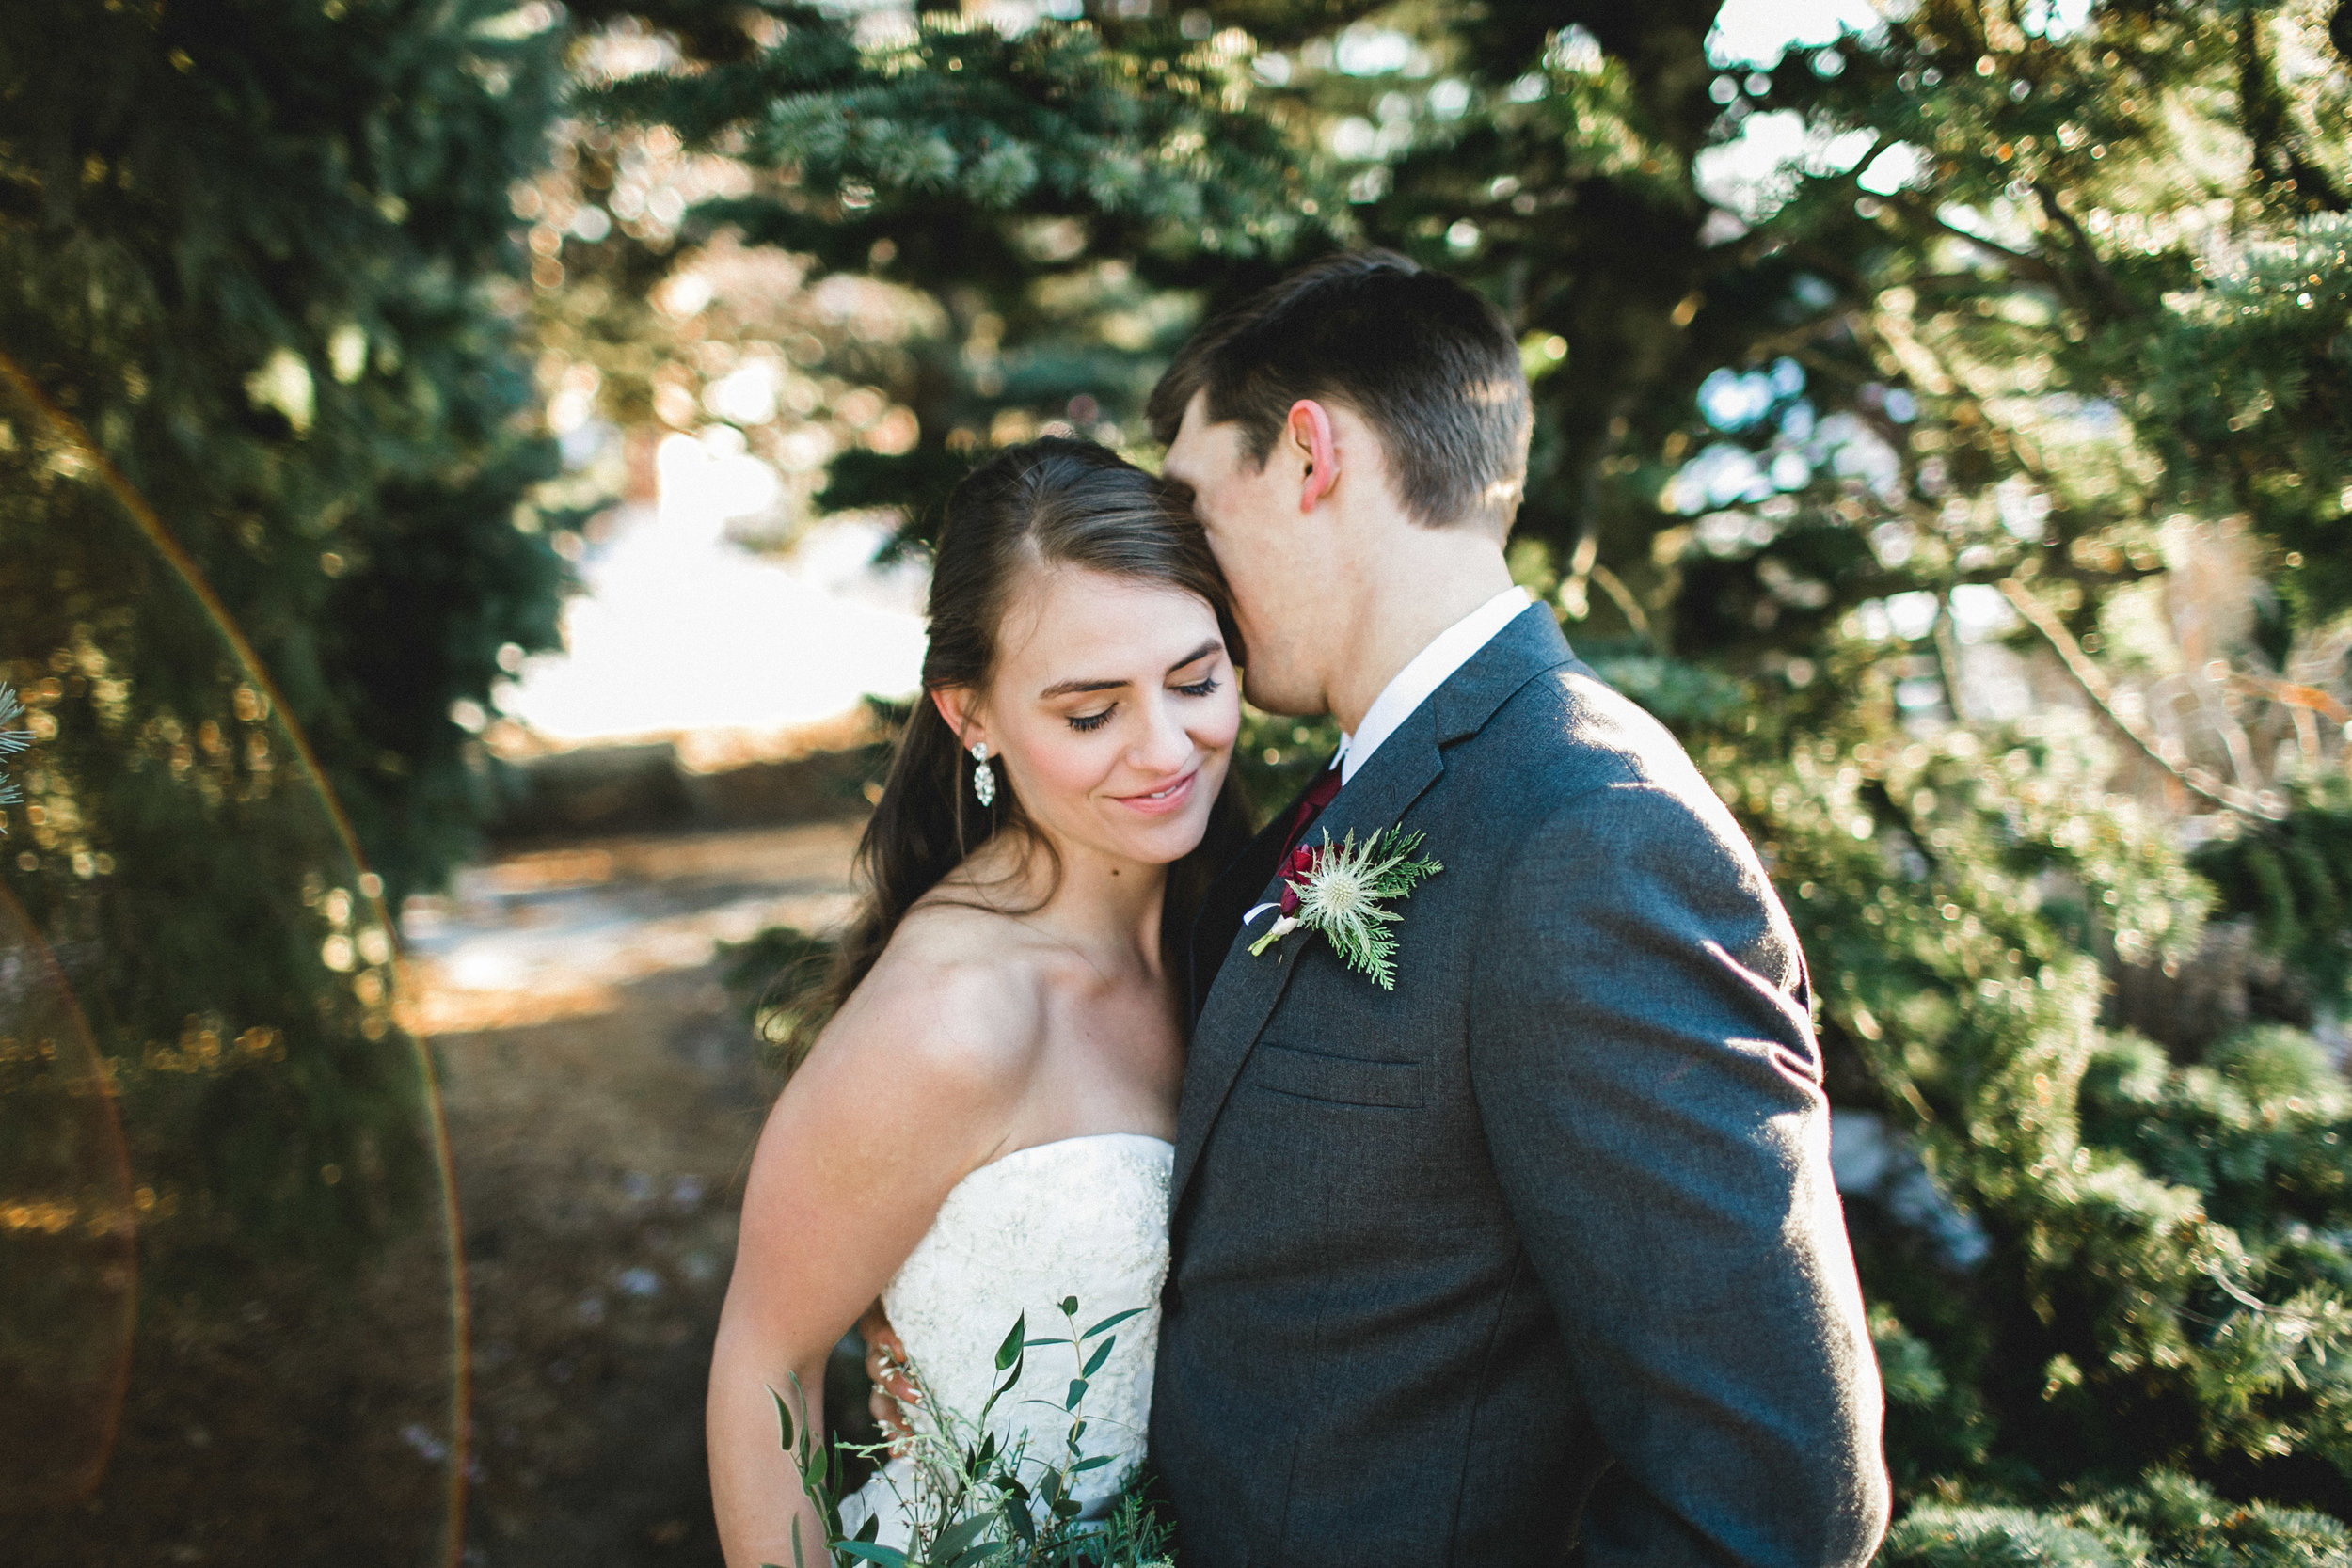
[810,900,1053,1099]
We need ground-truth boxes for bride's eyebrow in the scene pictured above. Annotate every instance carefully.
[1166,638,1221,673]
[1038,640,1222,700]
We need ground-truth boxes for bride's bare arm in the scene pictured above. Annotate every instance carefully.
[708,954,1041,1568]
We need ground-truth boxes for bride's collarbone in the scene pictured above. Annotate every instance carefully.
[841,910,1179,1112]
[886,899,1168,1023]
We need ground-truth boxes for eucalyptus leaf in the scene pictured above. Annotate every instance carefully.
[930,1513,989,1559]
[771,1385,796,1453]
[1080,1307,1147,1338]
[987,1353,1025,1409]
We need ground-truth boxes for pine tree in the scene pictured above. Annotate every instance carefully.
[0,3,585,1547]
[0,0,578,907]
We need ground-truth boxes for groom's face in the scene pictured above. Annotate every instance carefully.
[1161,393,1330,718]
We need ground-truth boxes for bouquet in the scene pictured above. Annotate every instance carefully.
[768,1298,1175,1568]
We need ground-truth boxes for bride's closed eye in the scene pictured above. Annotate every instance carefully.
[1065,671,1220,733]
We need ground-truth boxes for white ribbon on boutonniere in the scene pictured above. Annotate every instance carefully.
[1243,825,1442,990]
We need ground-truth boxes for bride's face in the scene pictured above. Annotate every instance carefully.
[961,565,1239,870]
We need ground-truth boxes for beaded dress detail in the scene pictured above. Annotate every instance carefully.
[837,1133,1173,1550]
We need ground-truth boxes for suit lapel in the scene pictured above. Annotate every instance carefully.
[1187,775,1318,1022]
[1170,604,1581,1212]
[1169,704,1447,1210]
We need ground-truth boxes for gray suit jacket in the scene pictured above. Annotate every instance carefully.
[1150,606,1888,1567]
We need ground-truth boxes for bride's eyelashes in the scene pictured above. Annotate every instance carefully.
[1062,674,1223,734]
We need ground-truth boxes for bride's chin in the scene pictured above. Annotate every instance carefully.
[1110,810,1215,865]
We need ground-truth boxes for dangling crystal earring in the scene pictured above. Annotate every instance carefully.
[969,741,997,808]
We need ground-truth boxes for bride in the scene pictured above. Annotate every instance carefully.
[707,437,1249,1565]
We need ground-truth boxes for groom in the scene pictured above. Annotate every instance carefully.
[1143,252,1889,1566]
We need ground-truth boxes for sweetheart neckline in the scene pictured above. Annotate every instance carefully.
[921,1130,1175,1251]
[975,1131,1174,1174]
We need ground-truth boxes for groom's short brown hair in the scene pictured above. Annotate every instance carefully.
[1147,250,1532,535]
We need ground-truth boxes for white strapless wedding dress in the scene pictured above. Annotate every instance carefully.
[836,1132,1173,1551]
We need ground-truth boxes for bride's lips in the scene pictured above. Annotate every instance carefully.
[1111,768,1198,817]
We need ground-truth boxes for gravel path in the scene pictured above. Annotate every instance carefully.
[401,820,860,1566]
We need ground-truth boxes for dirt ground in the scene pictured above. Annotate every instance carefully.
[401,820,863,1566]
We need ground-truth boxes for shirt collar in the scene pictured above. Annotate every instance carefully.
[1333,585,1532,784]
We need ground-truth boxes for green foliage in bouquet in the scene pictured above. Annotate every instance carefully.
[768,1300,1171,1568]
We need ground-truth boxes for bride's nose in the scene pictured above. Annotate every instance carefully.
[1127,693,1193,776]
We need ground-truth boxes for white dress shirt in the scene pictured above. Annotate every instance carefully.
[1241,586,1532,930]
[1333,585,1532,784]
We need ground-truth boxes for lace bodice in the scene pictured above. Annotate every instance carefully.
[838,1132,1173,1550]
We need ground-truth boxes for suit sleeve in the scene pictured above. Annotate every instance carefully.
[1466,781,1889,1568]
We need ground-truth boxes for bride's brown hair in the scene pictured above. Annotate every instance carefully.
[797,437,1251,1055]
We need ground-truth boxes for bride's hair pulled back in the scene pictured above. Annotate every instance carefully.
[799,437,1249,1054]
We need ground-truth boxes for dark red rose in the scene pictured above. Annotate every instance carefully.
[1278,845,1322,917]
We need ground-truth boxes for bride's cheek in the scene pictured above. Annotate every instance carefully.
[1190,683,1239,743]
[1205,702,1241,757]
[1033,733,1114,805]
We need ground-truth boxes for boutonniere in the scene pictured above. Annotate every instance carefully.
[1247,825,1442,990]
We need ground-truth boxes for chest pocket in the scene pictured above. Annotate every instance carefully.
[1246,1041,1428,1109]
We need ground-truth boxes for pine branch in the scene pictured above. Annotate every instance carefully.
[2031,182,2137,323]
[1996,575,2282,820]
[1882,191,2066,289]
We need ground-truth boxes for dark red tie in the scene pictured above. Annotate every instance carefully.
[1281,763,1344,856]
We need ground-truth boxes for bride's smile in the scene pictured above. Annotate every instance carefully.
[1111,768,1198,815]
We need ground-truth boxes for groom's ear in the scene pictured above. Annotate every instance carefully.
[1287,400,1340,514]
